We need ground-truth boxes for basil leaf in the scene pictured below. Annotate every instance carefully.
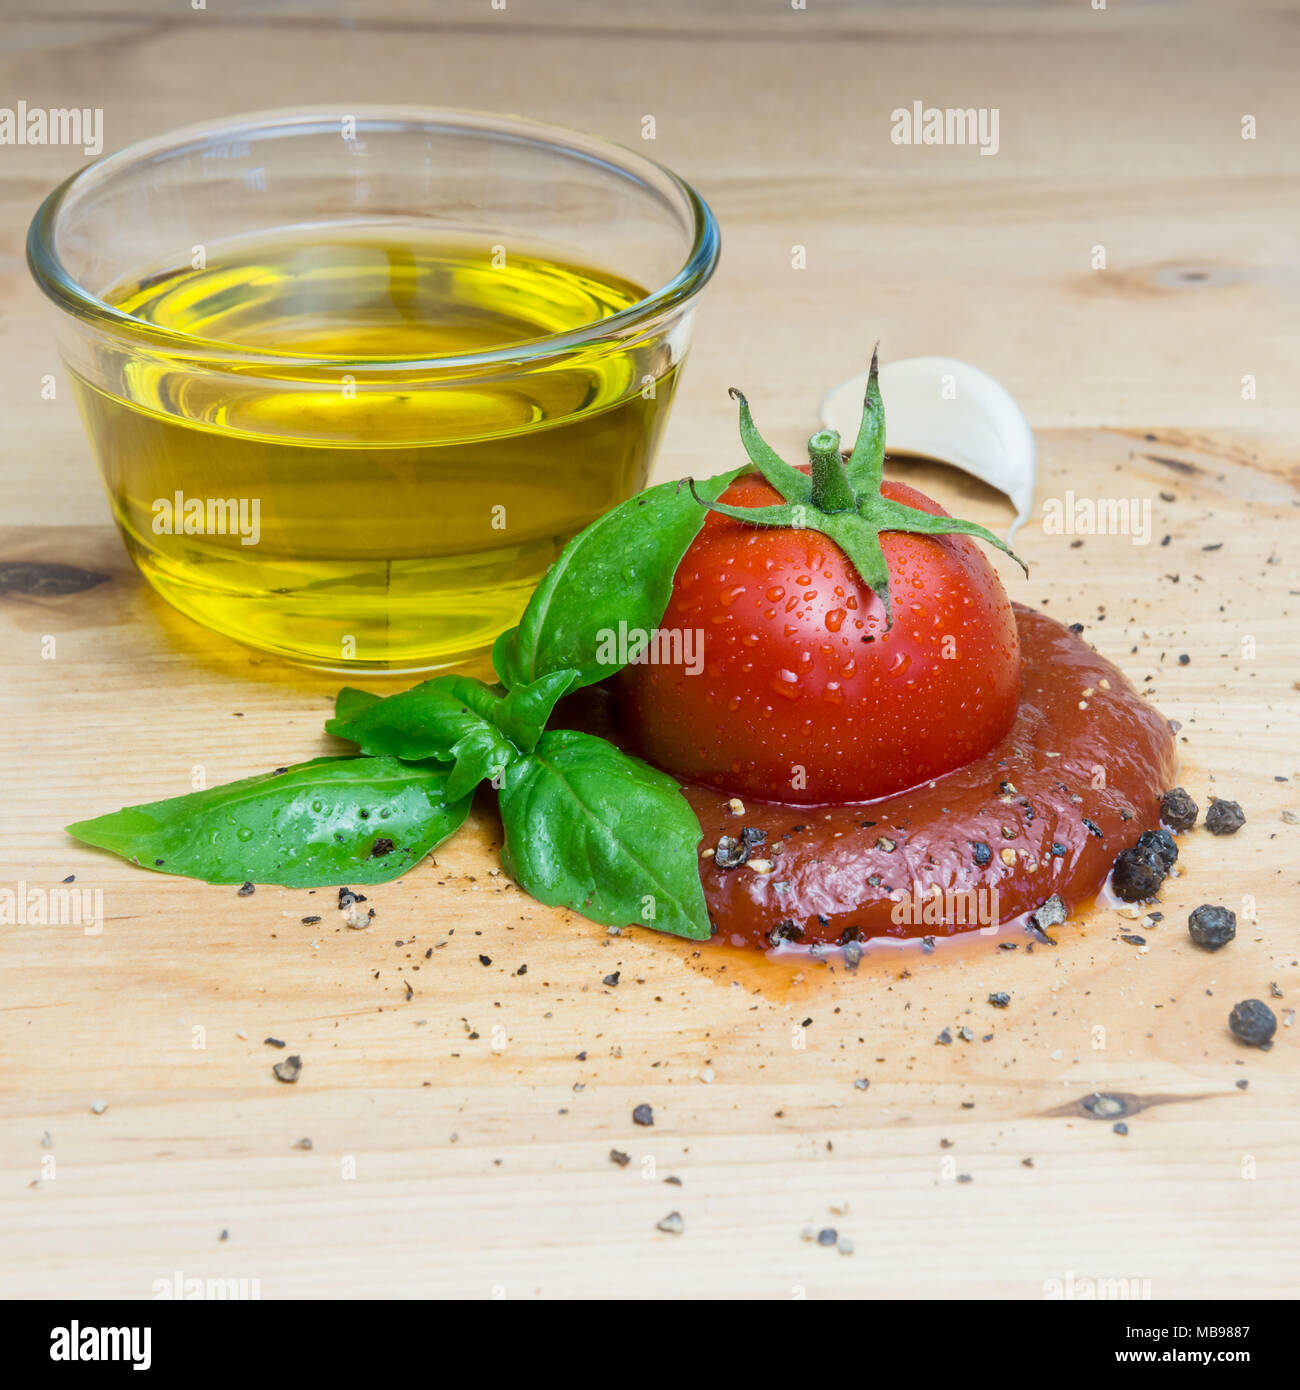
[492,468,743,690]
[445,725,515,801]
[334,687,382,723]
[497,729,711,940]
[66,756,470,888]
[490,669,579,753]
[326,674,498,762]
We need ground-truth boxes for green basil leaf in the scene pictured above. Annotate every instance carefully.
[334,686,382,724]
[326,674,498,762]
[66,756,471,888]
[497,729,711,940]
[492,468,744,690]
[329,673,533,801]
[445,725,516,801]
[490,669,579,753]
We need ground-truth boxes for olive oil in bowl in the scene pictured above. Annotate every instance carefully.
[74,228,680,670]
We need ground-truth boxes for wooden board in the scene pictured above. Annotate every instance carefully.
[3,0,1299,1299]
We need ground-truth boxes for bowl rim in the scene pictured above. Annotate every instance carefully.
[26,104,720,371]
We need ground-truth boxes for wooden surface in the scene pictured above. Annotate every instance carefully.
[3,0,1299,1300]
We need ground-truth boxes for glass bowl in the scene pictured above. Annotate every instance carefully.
[27,106,720,672]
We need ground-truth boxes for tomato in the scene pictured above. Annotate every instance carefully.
[619,470,1021,804]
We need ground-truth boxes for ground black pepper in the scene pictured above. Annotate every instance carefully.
[272,1055,302,1083]
[713,835,750,870]
[1029,894,1068,933]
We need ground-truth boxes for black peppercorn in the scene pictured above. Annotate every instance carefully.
[970,840,992,866]
[1135,827,1178,871]
[1188,904,1236,950]
[1110,845,1167,902]
[1205,798,1246,836]
[1228,999,1276,1047]
[1159,787,1199,832]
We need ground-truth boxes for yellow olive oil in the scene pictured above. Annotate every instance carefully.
[74,228,679,669]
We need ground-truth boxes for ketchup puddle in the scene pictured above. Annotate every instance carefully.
[672,606,1177,952]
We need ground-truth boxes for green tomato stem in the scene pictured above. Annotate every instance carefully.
[807,429,856,513]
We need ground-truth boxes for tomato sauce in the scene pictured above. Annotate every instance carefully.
[675,606,1177,950]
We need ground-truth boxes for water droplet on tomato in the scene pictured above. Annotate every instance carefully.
[770,670,800,700]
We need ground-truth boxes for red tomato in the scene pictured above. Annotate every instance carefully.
[620,471,1021,804]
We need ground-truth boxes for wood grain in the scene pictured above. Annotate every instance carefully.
[2,0,1298,1299]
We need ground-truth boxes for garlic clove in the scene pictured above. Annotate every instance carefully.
[820,356,1037,539]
